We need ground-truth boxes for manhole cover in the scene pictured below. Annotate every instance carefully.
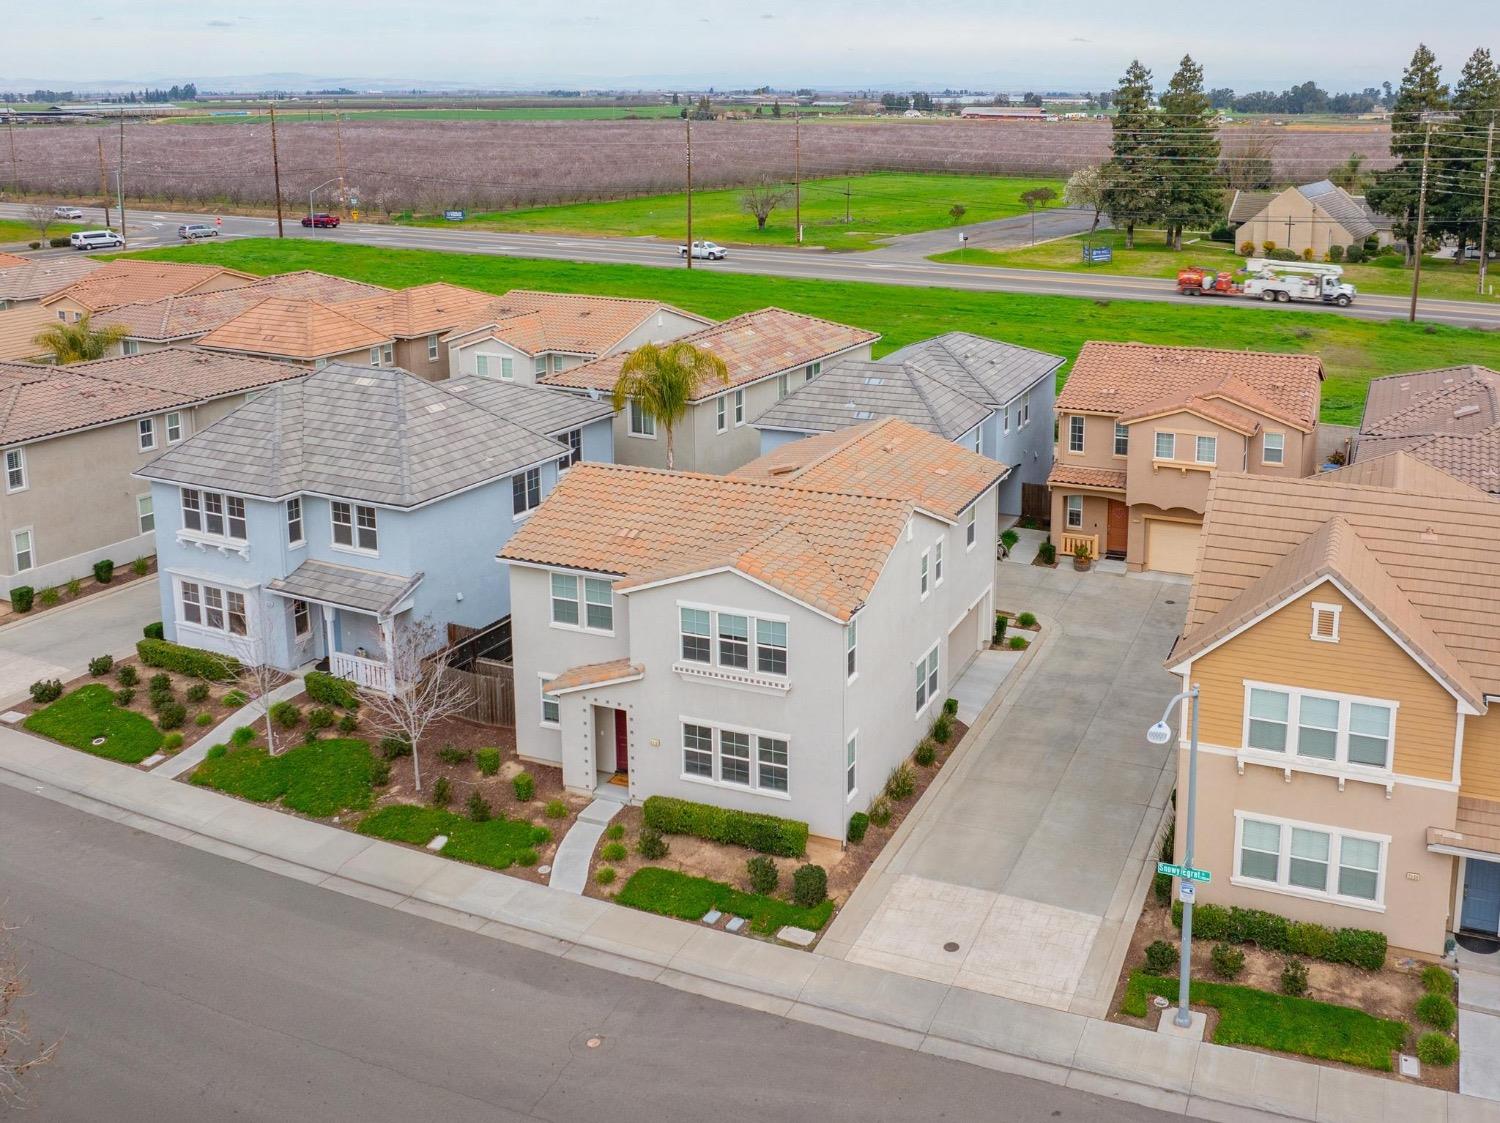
[1164,599,1177,605]
[91,736,107,746]
[943,941,960,953]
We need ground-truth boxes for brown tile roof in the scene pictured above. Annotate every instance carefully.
[447,290,711,357]
[0,255,104,303]
[0,347,307,445]
[548,659,645,695]
[332,282,497,339]
[1356,367,1500,466]
[1056,342,1323,433]
[196,297,391,360]
[40,259,257,312]
[1046,463,1127,491]
[1172,453,1500,705]
[731,417,1006,521]
[497,462,914,621]
[1397,427,1500,496]
[538,307,879,399]
[0,252,29,268]
[0,303,59,361]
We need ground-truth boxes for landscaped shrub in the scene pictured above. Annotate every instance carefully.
[185,682,211,704]
[115,688,135,706]
[847,811,870,843]
[38,587,59,607]
[642,795,808,857]
[230,725,255,746]
[1345,244,1367,264]
[93,559,114,585]
[221,689,246,707]
[148,672,172,692]
[269,700,300,728]
[48,235,70,248]
[137,638,238,680]
[1000,528,1020,553]
[601,842,627,862]
[914,739,936,766]
[792,864,828,907]
[305,670,359,709]
[544,799,568,819]
[163,732,184,750]
[1008,635,1028,650]
[1152,871,1172,906]
[1017,611,1038,628]
[156,701,187,730]
[9,586,33,613]
[307,706,335,731]
[606,823,625,841]
[1280,958,1309,997]
[66,579,82,599]
[337,713,359,734]
[943,697,959,717]
[466,789,492,822]
[143,621,164,640]
[637,826,668,859]
[1172,902,1386,970]
[380,735,412,759]
[195,712,214,726]
[747,855,779,894]
[867,796,893,828]
[206,744,227,760]
[88,655,115,677]
[596,866,617,885]
[1416,992,1456,1030]
[1328,928,1388,970]
[617,867,833,934]
[1144,939,1177,974]
[476,747,500,776]
[1038,542,1056,566]
[131,557,149,576]
[931,712,953,744]
[516,848,539,867]
[1327,244,1344,262]
[149,687,174,712]
[1417,1032,1459,1066]
[30,679,63,703]
[437,744,469,764]
[116,664,139,687]
[884,762,916,801]
[1287,921,1334,960]
[1422,964,1455,996]
[512,771,535,801]
[994,613,1009,644]
[1210,942,1245,980]
[430,776,452,807]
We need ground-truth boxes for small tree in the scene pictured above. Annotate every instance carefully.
[1020,186,1058,244]
[0,917,59,1107]
[610,341,729,470]
[739,180,792,231]
[357,616,472,793]
[31,313,127,364]
[1063,166,1107,236]
[24,204,56,246]
[228,634,283,757]
[948,203,967,223]
[1328,152,1367,192]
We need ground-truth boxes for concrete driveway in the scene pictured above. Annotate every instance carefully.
[821,561,1187,1017]
[0,581,159,707]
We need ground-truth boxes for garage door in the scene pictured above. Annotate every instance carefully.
[1146,520,1202,575]
[948,597,985,679]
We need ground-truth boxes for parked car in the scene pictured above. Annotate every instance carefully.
[53,206,84,220]
[301,213,341,228]
[177,223,218,240]
[1463,245,1496,261]
[69,230,125,251]
[678,240,727,260]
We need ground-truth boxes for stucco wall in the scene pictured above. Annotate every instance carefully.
[988,376,1054,513]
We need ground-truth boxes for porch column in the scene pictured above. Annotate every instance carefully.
[378,615,396,696]
[320,604,336,659]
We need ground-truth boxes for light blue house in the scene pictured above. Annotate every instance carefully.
[752,333,1063,516]
[135,365,613,689]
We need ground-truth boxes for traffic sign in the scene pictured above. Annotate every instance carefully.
[1157,862,1210,883]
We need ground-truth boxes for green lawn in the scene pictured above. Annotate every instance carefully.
[356,804,551,870]
[399,172,1065,252]
[615,867,834,934]
[0,218,89,247]
[124,239,1500,426]
[1124,972,1408,1071]
[190,737,383,817]
[931,226,1500,304]
[24,684,164,764]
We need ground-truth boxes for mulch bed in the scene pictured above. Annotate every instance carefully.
[0,559,157,625]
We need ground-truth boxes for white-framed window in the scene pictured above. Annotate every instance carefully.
[1065,495,1083,529]
[1263,431,1285,465]
[914,644,940,714]
[756,618,787,675]
[733,389,745,425]
[292,598,311,639]
[512,467,541,518]
[559,428,582,471]
[331,501,378,552]
[758,735,788,791]
[475,353,489,377]
[370,346,383,367]
[970,426,982,453]
[180,579,247,636]
[806,360,821,381]
[500,356,513,380]
[1243,683,1396,771]
[628,400,656,438]
[549,571,614,633]
[1114,423,1129,457]
[1154,431,1176,460]
[718,613,749,668]
[138,417,157,451]
[846,732,857,798]
[1002,407,1011,435]
[166,411,183,443]
[934,539,944,586]
[534,355,548,377]
[180,487,246,541]
[677,602,790,678]
[4,447,26,493]
[136,494,154,534]
[313,358,328,371]
[777,372,789,400]
[539,674,560,726]
[845,617,858,680]
[683,723,714,778]
[721,730,752,785]
[919,550,930,599]
[965,505,977,549]
[1067,415,1084,453]
[1235,812,1386,908]
[680,607,711,662]
[1195,434,1217,465]
[11,527,33,572]
[122,338,140,356]
[716,395,727,433]
[427,334,440,362]
[680,719,790,794]
[1311,602,1341,643]
[1020,389,1031,426]
[286,497,304,546]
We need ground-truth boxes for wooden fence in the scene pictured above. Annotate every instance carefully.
[1020,483,1051,526]
[445,657,515,726]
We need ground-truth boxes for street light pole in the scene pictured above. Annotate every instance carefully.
[1148,685,1200,1030]
[307,177,340,237]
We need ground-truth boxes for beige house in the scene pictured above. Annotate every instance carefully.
[195,297,395,368]
[1048,343,1323,574]
[1,348,305,598]
[0,255,103,311]
[1167,453,1500,956]
[331,282,499,380]
[1227,179,1391,258]
[540,308,879,474]
[0,303,60,362]
[1352,365,1500,497]
[40,259,258,324]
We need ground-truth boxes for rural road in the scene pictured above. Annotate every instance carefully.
[0,783,1180,1122]
[5,201,1498,330]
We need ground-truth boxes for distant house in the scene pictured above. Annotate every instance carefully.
[40,259,259,323]
[1227,180,1391,258]
[0,255,104,311]
[1352,365,1500,496]
[752,332,1063,516]
[331,282,499,380]
[960,106,1045,120]
[194,297,396,368]
[0,303,59,362]
[0,252,29,269]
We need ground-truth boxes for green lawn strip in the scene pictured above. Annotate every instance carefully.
[615,866,833,934]
[23,684,163,764]
[190,738,380,817]
[122,239,1500,427]
[356,804,551,870]
[1124,972,1407,1071]
[0,218,88,246]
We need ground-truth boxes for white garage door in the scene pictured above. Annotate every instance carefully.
[1146,520,1202,575]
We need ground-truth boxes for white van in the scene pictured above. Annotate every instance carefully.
[70,230,125,251]
[178,223,218,240]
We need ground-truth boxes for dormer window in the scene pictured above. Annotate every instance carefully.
[1310,603,1341,643]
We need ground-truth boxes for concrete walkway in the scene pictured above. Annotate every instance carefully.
[1459,953,1500,1101]
[0,580,158,708]
[949,649,1023,725]
[152,671,310,779]
[549,798,622,894]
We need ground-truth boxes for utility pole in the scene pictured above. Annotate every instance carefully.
[684,115,693,270]
[117,112,127,248]
[268,104,285,238]
[1479,118,1495,297]
[97,135,111,228]
[793,111,802,244]
[5,114,16,197]
[335,111,347,210]
[844,174,851,224]
[1409,121,1436,323]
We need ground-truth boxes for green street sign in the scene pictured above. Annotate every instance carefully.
[1157,862,1211,883]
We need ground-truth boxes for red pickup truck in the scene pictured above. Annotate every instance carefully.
[301,213,341,228]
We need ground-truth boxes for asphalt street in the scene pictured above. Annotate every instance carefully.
[4,200,1496,330]
[0,784,1181,1122]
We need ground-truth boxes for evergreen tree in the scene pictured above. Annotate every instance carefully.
[1367,44,1451,263]
[1443,48,1500,259]
[1156,55,1223,250]
[1099,59,1159,249]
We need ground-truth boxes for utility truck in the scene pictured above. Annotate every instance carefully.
[1176,258,1356,307]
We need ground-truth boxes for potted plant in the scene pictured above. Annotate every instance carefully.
[1072,541,1093,572]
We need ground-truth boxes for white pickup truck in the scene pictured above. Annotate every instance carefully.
[678,240,727,260]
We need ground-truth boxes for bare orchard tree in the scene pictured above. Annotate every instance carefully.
[739,180,793,230]
[1219,132,1278,191]
[1,917,59,1108]
[1064,165,1108,236]
[227,634,282,757]
[24,204,56,246]
[356,616,472,793]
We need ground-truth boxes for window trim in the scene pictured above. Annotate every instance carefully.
[331,500,379,555]
[965,505,977,550]
[176,576,249,638]
[733,389,745,426]
[1067,415,1085,454]
[558,428,582,472]
[845,616,858,682]
[716,395,727,433]
[1114,422,1129,458]
[427,333,440,362]
[286,496,304,548]
[914,642,940,716]
[919,549,930,600]
[934,538,944,587]
[4,446,26,494]
[1154,431,1176,461]
[1262,431,1286,465]
[138,416,157,452]
[1239,680,1398,777]
[674,599,789,680]
[292,598,311,639]
[165,411,183,444]
[1310,602,1341,644]
[538,673,560,727]
[627,400,657,439]
[678,716,792,798]
[512,466,542,520]
[1232,811,1388,911]
[136,493,155,535]
[1065,495,1083,529]
[1195,433,1218,465]
[846,730,858,801]
[548,570,615,636]
[178,486,247,544]
[11,525,34,573]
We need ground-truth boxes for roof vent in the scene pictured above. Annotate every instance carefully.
[853,410,875,420]
[616,527,641,539]
[1421,526,1439,543]
[933,467,949,476]
[426,402,447,413]
[864,377,884,386]
[882,442,897,453]
[1455,404,1481,419]
[770,464,799,476]
[354,377,375,386]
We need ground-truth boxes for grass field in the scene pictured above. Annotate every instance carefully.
[179,105,687,125]
[401,172,1066,252]
[931,225,1500,304]
[190,738,383,817]
[0,218,88,246]
[23,684,163,765]
[125,239,1500,426]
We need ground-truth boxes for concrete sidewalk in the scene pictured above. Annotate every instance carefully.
[0,725,1485,1123]
[0,579,158,708]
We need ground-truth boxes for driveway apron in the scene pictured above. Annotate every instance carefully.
[0,581,159,707]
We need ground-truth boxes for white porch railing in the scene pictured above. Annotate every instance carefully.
[331,651,392,694]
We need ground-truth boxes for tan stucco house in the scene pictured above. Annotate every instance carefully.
[1047,342,1323,574]
[40,259,258,323]
[0,255,103,311]
[331,282,499,380]
[1227,179,1391,258]
[1167,453,1500,956]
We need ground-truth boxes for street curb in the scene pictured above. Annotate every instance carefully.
[0,572,153,635]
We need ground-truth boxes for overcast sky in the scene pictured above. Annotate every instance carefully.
[5,0,1491,91]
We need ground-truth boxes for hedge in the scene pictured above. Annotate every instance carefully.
[137,638,241,681]
[143,621,164,640]
[9,586,34,613]
[642,795,808,857]
[1172,902,1386,970]
[305,670,360,709]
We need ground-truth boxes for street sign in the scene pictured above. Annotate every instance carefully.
[1083,244,1113,264]
[1157,862,1211,883]
[444,209,466,222]
[1179,882,1196,903]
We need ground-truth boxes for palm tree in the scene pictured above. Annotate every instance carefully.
[31,314,128,364]
[610,341,729,470]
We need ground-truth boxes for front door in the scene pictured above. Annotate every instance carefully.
[1106,500,1129,558]
[1463,859,1500,935]
[613,709,629,775]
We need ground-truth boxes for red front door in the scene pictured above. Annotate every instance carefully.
[613,709,628,774]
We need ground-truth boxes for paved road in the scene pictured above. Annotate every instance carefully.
[4,201,1496,330]
[0,785,1179,1122]
[0,581,158,707]
[875,205,1106,259]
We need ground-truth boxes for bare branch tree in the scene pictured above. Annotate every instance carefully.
[356,616,472,793]
[739,180,793,230]
[227,634,283,756]
[0,916,59,1108]
[1219,132,1279,191]
[24,204,56,246]
[1064,165,1108,236]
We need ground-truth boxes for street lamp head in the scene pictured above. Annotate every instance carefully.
[1146,721,1173,746]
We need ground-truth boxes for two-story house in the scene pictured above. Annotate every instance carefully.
[135,364,613,687]
[497,417,1006,840]
[539,307,879,475]
[0,255,102,311]
[329,282,499,380]
[1,348,306,599]
[194,297,398,369]
[752,332,1062,516]
[1048,342,1324,574]
[1167,452,1500,956]
[40,259,258,323]
[1352,365,1500,498]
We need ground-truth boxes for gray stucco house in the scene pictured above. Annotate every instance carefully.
[135,365,613,688]
[753,332,1062,516]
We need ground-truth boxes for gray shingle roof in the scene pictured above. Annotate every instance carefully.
[443,375,612,436]
[1297,180,1378,241]
[267,559,422,615]
[136,364,568,506]
[882,333,1064,408]
[752,358,992,439]
[1227,189,1276,224]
